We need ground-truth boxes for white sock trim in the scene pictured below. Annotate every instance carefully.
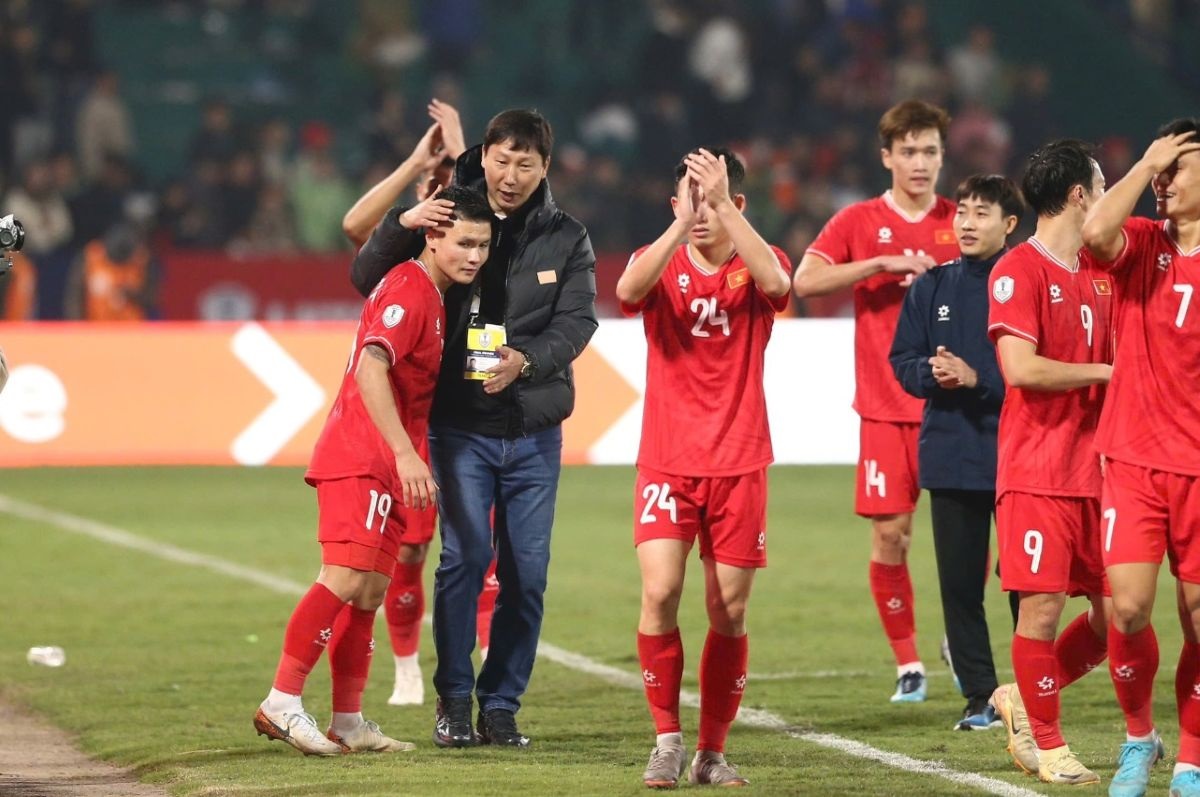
[897,662,925,677]
[264,688,303,715]
[331,711,363,734]
[1175,762,1200,775]
[656,731,683,748]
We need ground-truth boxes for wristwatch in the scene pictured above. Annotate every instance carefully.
[517,350,536,379]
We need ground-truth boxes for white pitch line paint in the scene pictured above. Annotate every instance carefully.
[0,494,1042,797]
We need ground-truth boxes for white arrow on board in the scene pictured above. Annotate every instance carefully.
[230,323,326,466]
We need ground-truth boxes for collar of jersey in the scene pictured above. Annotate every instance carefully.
[1027,237,1079,274]
[685,243,737,276]
[882,190,939,223]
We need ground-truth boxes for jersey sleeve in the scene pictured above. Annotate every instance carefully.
[805,205,856,265]
[361,275,425,365]
[988,256,1040,346]
[1097,217,1157,274]
[618,245,661,316]
[758,246,794,312]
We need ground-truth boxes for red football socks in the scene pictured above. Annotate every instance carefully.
[637,629,684,735]
[1109,623,1159,737]
[272,583,347,696]
[477,559,499,650]
[1177,642,1200,764]
[329,605,377,713]
[384,561,424,657]
[697,630,748,753]
[869,561,919,665]
[1055,611,1107,689]
[1012,634,1065,750]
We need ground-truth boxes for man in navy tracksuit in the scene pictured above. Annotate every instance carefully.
[889,174,1024,730]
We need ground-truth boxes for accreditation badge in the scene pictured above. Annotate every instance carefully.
[464,323,507,380]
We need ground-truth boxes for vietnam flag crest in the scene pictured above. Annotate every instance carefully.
[727,268,751,290]
[935,229,956,245]
[1092,279,1112,296]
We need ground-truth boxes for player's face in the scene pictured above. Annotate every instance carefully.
[1154,149,1200,221]
[954,195,1014,259]
[1081,159,1106,213]
[482,140,548,215]
[430,219,492,285]
[881,129,943,199]
[677,176,745,248]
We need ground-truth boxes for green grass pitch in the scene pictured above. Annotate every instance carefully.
[0,466,1187,795]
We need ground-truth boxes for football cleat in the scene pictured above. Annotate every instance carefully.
[890,670,927,703]
[1109,733,1165,797]
[327,718,415,753]
[990,684,1038,775]
[1036,746,1099,786]
[688,750,749,787]
[1170,768,1200,797]
[253,706,341,756]
[642,742,687,789]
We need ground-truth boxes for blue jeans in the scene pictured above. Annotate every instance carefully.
[429,423,562,714]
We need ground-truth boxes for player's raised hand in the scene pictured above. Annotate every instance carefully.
[408,122,446,173]
[672,175,701,231]
[398,185,455,230]
[428,99,466,159]
[395,449,439,510]
[1140,130,1200,174]
[685,149,733,210]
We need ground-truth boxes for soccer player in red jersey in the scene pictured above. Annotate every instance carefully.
[985,140,1114,785]
[1081,120,1200,797]
[794,100,959,701]
[341,101,500,707]
[253,186,493,756]
[617,147,790,788]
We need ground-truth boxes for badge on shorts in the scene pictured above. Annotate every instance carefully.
[383,304,405,327]
[993,276,1014,303]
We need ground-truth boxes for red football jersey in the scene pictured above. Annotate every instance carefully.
[620,244,792,477]
[1095,217,1200,476]
[306,260,444,485]
[988,239,1113,497]
[806,192,959,422]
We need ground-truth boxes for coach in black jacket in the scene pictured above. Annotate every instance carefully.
[889,174,1021,730]
[350,109,597,748]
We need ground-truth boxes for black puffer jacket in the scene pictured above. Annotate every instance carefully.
[350,145,598,436]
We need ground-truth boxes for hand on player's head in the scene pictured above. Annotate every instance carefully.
[1142,130,1200,174]
[399,185,456,231]
[685,149,733,210]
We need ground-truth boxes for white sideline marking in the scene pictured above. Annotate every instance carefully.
[0,494,1041,797]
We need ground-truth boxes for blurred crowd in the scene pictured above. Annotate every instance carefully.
[0,0,1196,319]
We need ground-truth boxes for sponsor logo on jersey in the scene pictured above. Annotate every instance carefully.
[678,273,691,293]
[993,276,1014,303]
[383,304,405,327]
[937,304,950,321]
[1092,278,1112,296]
[878,226,893,243]
[935,229,956,245]
[1158,252,1172,271]
[726,268,750,290]
[1049,283,1063,303]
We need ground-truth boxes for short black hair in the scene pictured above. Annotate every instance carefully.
[483,109,553,161]
[673,146,746,192]
[439,185,493,226]
[955,174,1025,223]
[1157,117,1200,138]
[1021,139,1097,218]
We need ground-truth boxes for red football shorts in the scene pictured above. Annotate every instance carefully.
[401,503,437,546]
[315,476,402,576]
[855,420,920,517]
[997,491,1107,597]
[1102,458,1200,582]
[633,466,768,569]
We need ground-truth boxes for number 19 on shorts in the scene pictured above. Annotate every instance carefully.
[365,489,393,533]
